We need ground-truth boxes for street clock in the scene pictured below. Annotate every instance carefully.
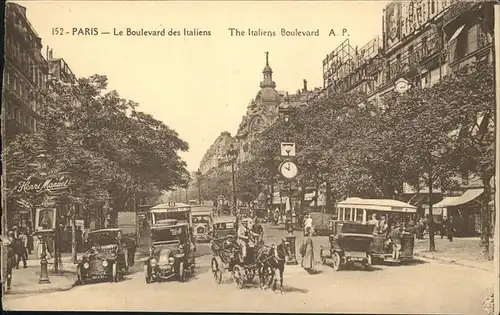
[279,161,298,180]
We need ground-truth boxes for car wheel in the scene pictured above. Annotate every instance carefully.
[77,267,85,285]
[144,264,152,283]
[332,252,341,271]
[178,261,186,282]
[112,262,118,282]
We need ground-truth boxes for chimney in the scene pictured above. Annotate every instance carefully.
[303,79,308,92]
[46,46,49,60]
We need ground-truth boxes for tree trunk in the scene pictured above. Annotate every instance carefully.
[314,180,320,211]
[428,169,435,252]
[480,173,492,258]
[325,182,332,214]
[71,204,77,264]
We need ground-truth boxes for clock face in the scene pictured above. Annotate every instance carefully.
[279,161,298,179]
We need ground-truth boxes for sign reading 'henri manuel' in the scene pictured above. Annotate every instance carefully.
[13,175,71,195]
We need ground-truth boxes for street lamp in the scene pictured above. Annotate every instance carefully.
[227,143,238,216]
[278,101,298,265]
[35,153,51,284]
[196,169,202,205]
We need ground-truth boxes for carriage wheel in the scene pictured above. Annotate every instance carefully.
[232,265,244,289]
[332,252,341,271]
[211,258,223,284]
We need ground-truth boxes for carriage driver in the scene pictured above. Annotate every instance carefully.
[237,219,259,263]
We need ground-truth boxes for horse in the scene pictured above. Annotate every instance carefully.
[255,238,291,294]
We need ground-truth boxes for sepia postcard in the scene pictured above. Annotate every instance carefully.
[1,0,499,314]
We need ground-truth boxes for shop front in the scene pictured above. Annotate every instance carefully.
[428,188,485,236]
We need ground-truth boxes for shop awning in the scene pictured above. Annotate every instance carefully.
[449,24,466,42]
[432,188,484,208]
[337,197,417,213]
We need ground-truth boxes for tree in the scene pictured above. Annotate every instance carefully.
[434,61,495,256]
[6,75,190,233]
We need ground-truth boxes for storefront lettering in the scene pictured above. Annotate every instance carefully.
[13,176,70,195]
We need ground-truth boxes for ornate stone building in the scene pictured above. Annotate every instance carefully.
[235,52,283,163]
[198,131,236,176]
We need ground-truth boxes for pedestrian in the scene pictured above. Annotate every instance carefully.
[303,214,314,236]
[26,226,34,255]
[416,219,424,241]
[18,229,28,268]
[251,218,264,245]
[3,233,16,291]
[76,226,83,252]
[445,217,454,242]
[389,223,402,261]
[300,225,315,273]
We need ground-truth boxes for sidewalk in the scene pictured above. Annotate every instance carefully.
[413,236,494,272]
[4,253,82,295]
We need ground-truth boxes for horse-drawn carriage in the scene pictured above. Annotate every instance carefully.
[319,220,374,271]
[210,216,290,292]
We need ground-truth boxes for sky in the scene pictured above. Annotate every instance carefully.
[16,0,390,172]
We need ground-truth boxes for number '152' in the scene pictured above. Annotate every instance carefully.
[52,28,64,35]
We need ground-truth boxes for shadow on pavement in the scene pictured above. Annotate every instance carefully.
[282,285,309,294]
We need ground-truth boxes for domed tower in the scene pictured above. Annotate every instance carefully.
[255,52,281,109]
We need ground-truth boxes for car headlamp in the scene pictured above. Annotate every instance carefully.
[83,262,89,269]
[151,258,157,265]
[102,260,108,267]
[168,257,175,264]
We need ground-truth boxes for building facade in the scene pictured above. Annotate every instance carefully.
[47,48,77,85]
[321,0,495,235]
[3,2,48,139]
[198,131,237,176]
[235,52,283,163]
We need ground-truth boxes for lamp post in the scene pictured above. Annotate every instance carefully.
[36,153,50,284]
[196,169,202,205]
[278,100,298,265]
[227,144,238,216]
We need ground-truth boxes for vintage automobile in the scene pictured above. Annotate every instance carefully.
[191,210,213,243]
[77,228,129,284]
[319,220,375,271]
[144,221,196,283]
[210,216,238,284]
[370,230,415,264]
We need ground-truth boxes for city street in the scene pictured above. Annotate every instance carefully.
[4,224,493,314]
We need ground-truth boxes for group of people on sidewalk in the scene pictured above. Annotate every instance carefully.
[2,226,35,291]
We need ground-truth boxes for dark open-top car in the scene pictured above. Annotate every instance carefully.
[320,220,375,271]
[144,222,196,283]
[77,228,130,284]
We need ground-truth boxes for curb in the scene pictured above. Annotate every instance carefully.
[414,252,493,272]
[5,278,78,296]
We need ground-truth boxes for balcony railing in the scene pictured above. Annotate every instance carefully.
[443,0,483,26]
[386,34,443,82]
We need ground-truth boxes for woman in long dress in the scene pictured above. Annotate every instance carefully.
[301,227,315,272]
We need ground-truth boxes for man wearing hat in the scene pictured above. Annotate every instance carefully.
[3,232,16,290]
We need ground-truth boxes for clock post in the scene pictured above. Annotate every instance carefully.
[278,101,298,265]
